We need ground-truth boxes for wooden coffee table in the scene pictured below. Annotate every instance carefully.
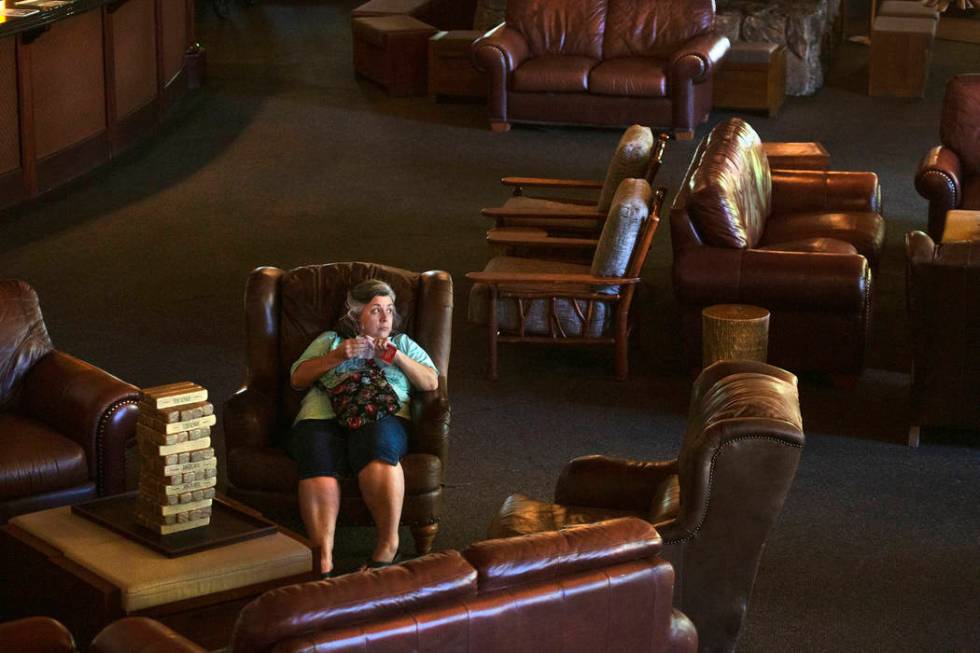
[0,495,316,649]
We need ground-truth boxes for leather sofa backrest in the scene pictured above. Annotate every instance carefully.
[686,117,772,249]
[505,0,608,59]
[0,280,53,412]
[940,74,980,177]
[603,0,714,59]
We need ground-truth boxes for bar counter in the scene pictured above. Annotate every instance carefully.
[0,0,201,210]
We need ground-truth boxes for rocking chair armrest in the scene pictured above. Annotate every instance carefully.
[501,176,604,191]
[485,231,600,249]
[466,271,640,286]
[481,207,605,221]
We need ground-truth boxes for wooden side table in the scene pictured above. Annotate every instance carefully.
[352,15,439,96]
[762,141,830,170]
[941,209,980,243]
[869,16,936,98]
[702,304,771,367]
[713,42,786,117]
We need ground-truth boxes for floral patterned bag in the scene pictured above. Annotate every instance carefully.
[321,359,401,430]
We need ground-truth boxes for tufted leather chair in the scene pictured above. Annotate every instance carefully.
[0,280,139,522]
[914,74,980,240]
[89,518,698,653]
[471,0,729,136]
[905,232,980,446]
[223,263,452,555]
[671,117,886,375]
[488,360,805,653]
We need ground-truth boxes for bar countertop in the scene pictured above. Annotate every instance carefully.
[0,0,114,39]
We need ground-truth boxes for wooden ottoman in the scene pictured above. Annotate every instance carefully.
[428,30,486,98]
[763,141,830,170]
[713,42,786,117]
[352,0,434,21]
[877,0,939,23]
[352,15,439,96]
[869,16,936,98]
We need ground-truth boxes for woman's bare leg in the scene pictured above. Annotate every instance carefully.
[298,476,341,574]
[358,460,404,563]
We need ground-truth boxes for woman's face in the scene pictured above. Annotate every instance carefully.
[359,295,395,338]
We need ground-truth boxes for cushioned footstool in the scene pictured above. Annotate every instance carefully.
[713,42,786,116]
[352,15,439,96]
[428,30,486,98]
[869,16,936,97]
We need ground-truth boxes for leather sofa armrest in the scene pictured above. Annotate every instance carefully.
[472,23,529,74]
[554,455,678,513]
[770,170,881,215]
[410,381,450,466]
[667,609,699,653]
[669,32,730,84]
[90,617,205,653]
[224,386,277,450]
[906,230,936,265]
[20,350,139,495]
[674,247,871,312]
[914,145,962,208]
[0,617,77,653]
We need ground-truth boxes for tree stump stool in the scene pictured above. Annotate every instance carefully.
[702,304,770,367]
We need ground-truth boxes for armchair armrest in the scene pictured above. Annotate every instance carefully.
[770,170,881,215]
[501,177,604,193]
[20,350,139,495]
[224,385,277,450]
[472,23,529,74]
[674,247,870,312]
[915,145,962,207]
[482,207,605,221]
[466,271,639,287]
[90,617,205,653]
[410,381,450,465]
[486,230,599,250]
[669,32,730,83]
[555,455,678,512]
[906,230,936,265]
[0,617,76,653]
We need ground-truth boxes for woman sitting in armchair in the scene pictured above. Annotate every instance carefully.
[286,279,438,577]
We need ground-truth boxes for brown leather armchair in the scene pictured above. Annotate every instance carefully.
[0,617,78,653]
[471,0,729,136]
[0,280,139,522]
[914,74,980,240]
[223,263,452,554]
[90,518,698,653]
[489,360,805,653]
[905,232,980,446]
[671,117,885,375]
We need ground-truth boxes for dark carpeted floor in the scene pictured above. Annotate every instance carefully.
[1,1,978,650]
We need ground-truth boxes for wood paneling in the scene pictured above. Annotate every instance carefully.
[160,0,187,87]
[0,38,19,176]
[112,0,158,119]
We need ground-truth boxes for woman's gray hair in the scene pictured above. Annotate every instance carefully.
[345,279,400,330]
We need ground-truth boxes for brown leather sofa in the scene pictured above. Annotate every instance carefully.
[88,518,698,653]
[914,74,980,240]
[0,280,139,522]
[471,0,729,136]
[905,232,980,446]
[223,263,452,554]
[670,118,885,375]
[488,360,805,653]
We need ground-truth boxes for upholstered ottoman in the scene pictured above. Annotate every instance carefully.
[352,15,438,96]
[428,30,486,98]
[869,16,936,98]
[713,42,786,116]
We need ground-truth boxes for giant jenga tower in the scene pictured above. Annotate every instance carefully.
[136,382,218,535]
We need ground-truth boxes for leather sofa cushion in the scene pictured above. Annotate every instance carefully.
[760,211,886,266]
[940,74,980,176]
[0,414,88,500]
[513,55,597,93]
[688,118,772,249]
[589,57,668,97]
[758,237,859,255]
[0,280,53,411]
[506,0,606,58]
[603,0,714,59]
[488,492,644,538]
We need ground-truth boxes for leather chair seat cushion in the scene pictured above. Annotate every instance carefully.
[0,414,89,500]
[228,445,441,495]
[761,211,886,265]
[758,237,859,255]
[513,55,598,93]
[468,257,611,337]
[588,58,668,98]
[487,492,645,539]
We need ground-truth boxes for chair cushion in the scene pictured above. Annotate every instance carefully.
[512,55,598,93]
[589,58,668,98]
[0,280,53,411]
[602,0,714,59]
[687,118,772,249]
[467,257,612,337]
[0,414,89,500]
[941,74,980,177]
[760,211,885,266]
[487,493,645,539]
[758,237,859,255]
[506,0,606,58]
[597,124,654,212]
[592,178,652,293]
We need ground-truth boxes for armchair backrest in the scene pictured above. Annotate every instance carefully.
[940,74,980,177]
[0,280,53,412]
[591,178,654,292]
[597,124,654,212]
[603,0,714,59]
[504,0,607,58]
[685,117,772,249]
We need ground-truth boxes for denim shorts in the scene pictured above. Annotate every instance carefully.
[283,416,409,480]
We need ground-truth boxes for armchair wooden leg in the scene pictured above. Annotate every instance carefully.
[490,121,511,133]
[411,522,439,554]
[674,129,694,141]
[907,425,920,448]
[489,287,499,380]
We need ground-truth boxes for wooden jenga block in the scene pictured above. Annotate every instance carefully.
[138,412,216,436]
[139,436,212,458]
[142,382,208,410]
[138,401,214,424]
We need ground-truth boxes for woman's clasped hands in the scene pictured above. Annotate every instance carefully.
[337,336,397,364]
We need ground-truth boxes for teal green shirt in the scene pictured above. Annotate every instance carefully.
[291,332,437,424]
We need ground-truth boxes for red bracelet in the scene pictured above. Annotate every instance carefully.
[381,343,397,364]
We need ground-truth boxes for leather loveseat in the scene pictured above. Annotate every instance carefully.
[471,0,730,136]
[87,518,697,653]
